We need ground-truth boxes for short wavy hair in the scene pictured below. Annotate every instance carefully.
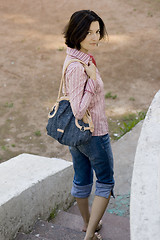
[63,10,107,50]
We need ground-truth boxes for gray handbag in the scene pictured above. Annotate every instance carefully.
[46,59,94,146]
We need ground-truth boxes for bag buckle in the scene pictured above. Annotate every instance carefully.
[80,126,85,132]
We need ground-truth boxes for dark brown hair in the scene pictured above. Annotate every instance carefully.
[63,10,107,50]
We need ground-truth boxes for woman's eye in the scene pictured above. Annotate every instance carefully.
[87,30,100,35]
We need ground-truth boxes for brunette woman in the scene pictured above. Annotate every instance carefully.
[63,10,115,240]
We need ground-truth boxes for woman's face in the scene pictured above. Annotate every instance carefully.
[80,21,100,53]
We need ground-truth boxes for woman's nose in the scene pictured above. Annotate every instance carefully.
[91,33,97,40]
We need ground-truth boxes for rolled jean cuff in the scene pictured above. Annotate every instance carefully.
[71,182,93,198]
[95,182,115,199]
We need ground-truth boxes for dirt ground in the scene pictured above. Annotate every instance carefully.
[0,0,160,163]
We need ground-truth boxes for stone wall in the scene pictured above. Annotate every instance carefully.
[0,154,74,240]
[130,90,160,240]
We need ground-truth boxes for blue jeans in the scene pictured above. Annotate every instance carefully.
[69,134,115,199]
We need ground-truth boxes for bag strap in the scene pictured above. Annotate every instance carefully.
[57,59,87,100]
[53,59,94,133]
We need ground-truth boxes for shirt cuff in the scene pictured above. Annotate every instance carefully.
[85,78,96,95]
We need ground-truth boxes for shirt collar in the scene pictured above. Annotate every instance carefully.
[66,47,91,65]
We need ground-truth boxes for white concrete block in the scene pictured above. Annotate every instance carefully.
[0,154,74,240]
[130,90,160,240]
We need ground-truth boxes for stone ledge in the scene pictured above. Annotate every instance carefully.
[130,90,160,240]
[0,154,74,240]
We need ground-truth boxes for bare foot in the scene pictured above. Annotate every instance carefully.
[95,219,102,231]
[93,233,103,240]
[84,232,103,240]
[82,223,88,232]
[82,220,102,232]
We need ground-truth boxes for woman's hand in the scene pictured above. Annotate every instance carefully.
[84,60,96,81]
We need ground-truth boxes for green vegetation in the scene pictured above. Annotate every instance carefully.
[34,130,42,137]
[48,206,59,221]
[1,145,7,151]
[147,12,153,17]
[58,47,65,51]
[4,102,14,108]
[108,111,147,141]
[129,97,135,101]
[105,92,117,99]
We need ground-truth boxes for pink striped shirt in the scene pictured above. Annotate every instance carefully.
[63,47,108,136]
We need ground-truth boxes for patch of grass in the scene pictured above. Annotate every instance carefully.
[4,102,14,108]
[1,145,7,151]
[108,111,147,141]
[58,47,64,51]
[147,12,153,17]
[48,206,59,221]
[11,144,16,147]
[105,92,117,99]
[34,130,41,137]
[129,97,135,101]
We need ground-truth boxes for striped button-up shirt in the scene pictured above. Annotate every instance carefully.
[63,47,108,136]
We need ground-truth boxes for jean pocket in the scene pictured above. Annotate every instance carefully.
[99,134,110,150]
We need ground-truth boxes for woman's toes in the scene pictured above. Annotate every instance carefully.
[96,219,102,231]
[93,232,103,240]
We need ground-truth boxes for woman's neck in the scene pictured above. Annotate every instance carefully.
[80,47,88,54]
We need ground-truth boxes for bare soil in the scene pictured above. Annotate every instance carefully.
[0,0,160,163]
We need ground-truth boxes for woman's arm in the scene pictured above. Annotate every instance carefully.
[66,62,97,120]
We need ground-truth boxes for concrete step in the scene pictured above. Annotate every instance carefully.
[51,206,130,240]
[15,232,49,240]
[15,187,130,240]
[51,210,83,232]
[31,220,85,239]
[15,220,86,240]
[15,210,129,240]
[67,202,82,215]
[100,212,130,240]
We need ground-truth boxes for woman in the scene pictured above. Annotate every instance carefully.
[63,10,115,240]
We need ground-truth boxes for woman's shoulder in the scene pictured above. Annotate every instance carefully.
[64,57,84,74]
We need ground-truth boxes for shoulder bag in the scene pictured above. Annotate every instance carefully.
[46,59,94,146]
